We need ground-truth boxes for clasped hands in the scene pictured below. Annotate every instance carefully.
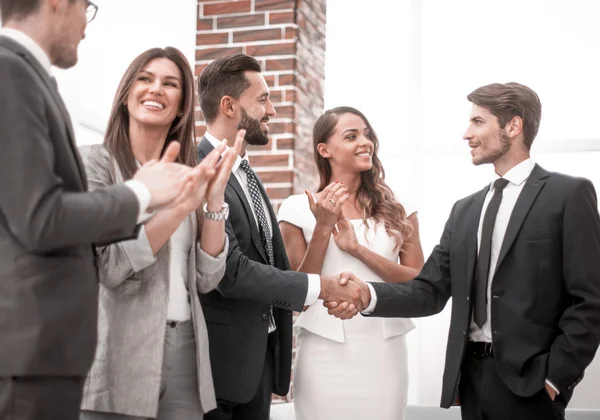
[320,272,371,320]
[133,129,246,213]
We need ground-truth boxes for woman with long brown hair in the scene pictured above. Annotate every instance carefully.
[278,106,425,420]
[78,47,244,420]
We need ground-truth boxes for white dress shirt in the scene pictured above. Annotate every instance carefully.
[469,158,536,341]
[204,132,320,305]
[0,28,151,220]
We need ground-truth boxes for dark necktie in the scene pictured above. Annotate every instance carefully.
[474,178,509,328]
[239,159,276,331]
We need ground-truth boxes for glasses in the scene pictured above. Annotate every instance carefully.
[85,0,98,23]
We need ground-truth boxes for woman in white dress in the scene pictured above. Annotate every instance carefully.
[278,106,425,420]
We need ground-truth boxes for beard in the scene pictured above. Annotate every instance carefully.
[473,130,511,166]
[238,107,269,146]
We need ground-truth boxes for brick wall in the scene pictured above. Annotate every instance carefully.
[195,0,326,210]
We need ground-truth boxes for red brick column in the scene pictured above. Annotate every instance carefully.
[195,0,326,209]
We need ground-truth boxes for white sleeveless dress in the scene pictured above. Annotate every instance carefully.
[277,193,416,420]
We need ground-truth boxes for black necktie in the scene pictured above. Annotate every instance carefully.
[239,159,276,331]
[474,178,509,328]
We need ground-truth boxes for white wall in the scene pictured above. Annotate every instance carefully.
[53,0,198,145]
[326,0,600,408]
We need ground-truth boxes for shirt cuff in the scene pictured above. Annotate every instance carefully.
[545,379,559,395]
[304,273,321,306]
[361,283,378,314]
[124,179,151,223]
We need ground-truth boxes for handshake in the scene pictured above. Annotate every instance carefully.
[319,273,371,320]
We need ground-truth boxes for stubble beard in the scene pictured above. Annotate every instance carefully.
[473,130,511,166]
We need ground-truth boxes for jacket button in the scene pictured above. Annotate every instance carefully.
[262,313,269,321]
[462,331,466,337]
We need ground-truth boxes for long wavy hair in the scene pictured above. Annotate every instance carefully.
[313,106,413,252]
[104,47,197,180]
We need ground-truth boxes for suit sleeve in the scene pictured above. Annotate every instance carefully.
[0,56,139,253]
[547,178,600,393]
[216,215,310,312]
[77,145,156,288]
[370,202,454,318]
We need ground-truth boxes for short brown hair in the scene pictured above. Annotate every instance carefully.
[198,53,261,124]
[467,82,542,149]
[0,0,75,22]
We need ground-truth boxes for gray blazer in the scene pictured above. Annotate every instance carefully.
[0,36,139,377]
[79,145,226,417]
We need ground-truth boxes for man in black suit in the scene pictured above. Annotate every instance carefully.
[328,82,600,420]
[0,1,217,419]
[196,53,363,420]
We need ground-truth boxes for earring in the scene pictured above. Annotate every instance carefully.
[178,112,183,117]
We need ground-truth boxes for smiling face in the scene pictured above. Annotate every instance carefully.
[463,104,511,166]
[126,57,183,130]
[318,112,374,174]
[234,71,275,145]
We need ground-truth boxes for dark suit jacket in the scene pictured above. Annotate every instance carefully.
[197,137,309,403]
[369,164,600,408]
[0,36,140,377]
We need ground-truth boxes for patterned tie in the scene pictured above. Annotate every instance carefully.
[474,178,510,328]
[239,159,276,331]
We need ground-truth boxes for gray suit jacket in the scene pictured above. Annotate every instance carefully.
[79,144,226,417]
[0,36,140,377]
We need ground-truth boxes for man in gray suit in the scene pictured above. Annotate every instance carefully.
[0,1,209,419]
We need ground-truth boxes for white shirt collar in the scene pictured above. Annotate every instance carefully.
[204,131,246,173]
[491,158,536,190]
[0,28,52,75]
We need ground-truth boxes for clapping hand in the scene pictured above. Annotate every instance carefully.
[205,129,245,209]
[332,207,360,256]
[306,182,349,231]
[166,129,246,214]
[322,272,371,320]
[133,141,194,209]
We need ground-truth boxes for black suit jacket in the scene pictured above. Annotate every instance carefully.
[369,164,600,408]
[197,138,309,403]
[0,36,140,377]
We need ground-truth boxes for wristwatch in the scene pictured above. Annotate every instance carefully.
[203,202,229,221]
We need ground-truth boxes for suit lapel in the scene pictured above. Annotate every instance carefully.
[228,174,269,263]
[465,186,489,295]
[197,137,268,263]
[494,164,548,274]
[0,36,87,188]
